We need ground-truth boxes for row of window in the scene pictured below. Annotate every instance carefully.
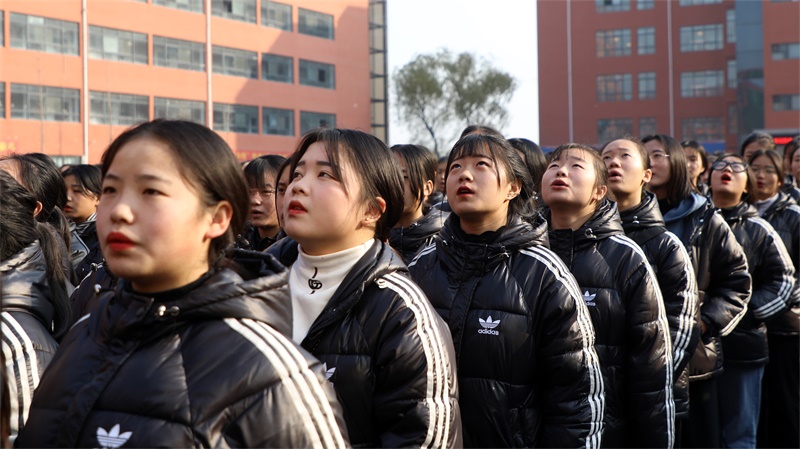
[597,116,726,144]
[596,0,720,13]
[0,83,336,135]
[597,23,732,58]
[596,68,739,101]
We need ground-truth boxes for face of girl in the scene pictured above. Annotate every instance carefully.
[710,156,748,201]
[743,141,767,162]
[97,137,229,293]
[394,153,417,215]
[644,139,671,191]
[793,150,800,180]
[436,160,447,193]
[248,174,278,231]
[275,167,290,226]
[601,139,651,198]
[541,149,605,212]
[283,142,377,255]
[685,148,704,184]
[446,148,519,228]
[63,175,99,223]
[750,154,781,201]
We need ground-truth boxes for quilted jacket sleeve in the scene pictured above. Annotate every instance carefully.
[747,218,795,322]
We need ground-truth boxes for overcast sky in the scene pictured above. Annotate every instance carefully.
[386,0,539,148]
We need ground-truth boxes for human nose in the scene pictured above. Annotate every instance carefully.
[106,196,134,225]
[249,190,262,205]
[458,167,474,182]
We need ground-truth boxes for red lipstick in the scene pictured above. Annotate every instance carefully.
[106,232,135,251]
[287,200,307,216]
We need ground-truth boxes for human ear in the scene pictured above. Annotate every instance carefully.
[423,180,434,198]
[506,179,521,201]
[642,169,653,184]
[362,197,387,225]
[594,185,608,202]
[34,201,43,218]
[204,201,233,240]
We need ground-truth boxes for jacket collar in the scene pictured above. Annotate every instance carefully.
[618,191,665,233]
[547,199,625,266]
[763,191,797,216]
[662,192,708,224]
[719,201,759,224]
[389,207,450,254]
[0,240,56,328]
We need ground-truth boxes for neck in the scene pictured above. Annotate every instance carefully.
[397,207,424,228]
[458,210,508,235]
[614,190,641,212]
[550,204,596,231]
[712,192,740,209]
[257,225,280,240]
[755,191,778,203]
[650,185,668,200]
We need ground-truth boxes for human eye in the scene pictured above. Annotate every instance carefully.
[601,154,611,161]
[622,153,632,158]
[142,188,162,196]
[277,185,286,194]
[319,170,336,179]
[449,163,461,171]
[548,163,559,170]
[101,185,116,195]
[291,170,302,180]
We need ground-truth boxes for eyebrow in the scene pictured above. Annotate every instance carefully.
[295,160,332,168]
[104,173,173,184]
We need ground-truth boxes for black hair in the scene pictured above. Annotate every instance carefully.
[446,133,534,222]
[748,149,786,191]
[62,164,102,198]
[681,140,709,189]
[707,154,756,204]
[289,128,404,241]
[0,170,72,340]
[100,119,249,263]
[642,134,693,203]
[460,125,504,140]
[508,137,547,193]
[390,144,437,211]
[740,132,775,156]
[783,137,800,164]
[243,154,286,190]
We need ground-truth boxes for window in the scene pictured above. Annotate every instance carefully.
[682,117,724,141]
[727,104,737,135]
[90,91,148,125]
[638,72,656,99]
[300,111,335,134]
[154,97,205,124]
[727,60,737,89]
[0,83,5,119]
[680,24,723,52]
[681,70,724,97]
[299,60,335,89]
[596,29,632,58]
[639,117,657,136]
[773,94,800,111]
[772,43,800,60]
[10,13,79,55]
[597,74,632,102]
[212,0,257,23]
[262,1,291,31]
[153,0,204,13]
[726,10,735,43]
[637,27,655,55]
[298,8,333,39]
[89,26,148,64]
[679,0,722,5]
[637,0,654,10]
[261,53,293,83]
[595,0,630,13]
[10,83,80,122]
[213,103,258,134]
[51,155,81,166]
[262,107,294,135]
[598,118,633,143]
[213,45,257,79]
[153,36,205,71]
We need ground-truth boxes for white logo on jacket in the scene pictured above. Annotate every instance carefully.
[96,424,132,449]
[478,316,501,335]
[583,291,597,307]
[323,363,336,386]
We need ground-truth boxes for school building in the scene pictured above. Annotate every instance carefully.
[537,0,800,153]
[0,0,388,164]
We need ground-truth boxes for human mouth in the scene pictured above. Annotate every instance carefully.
[456,186,474,196]
[720,173,733,184]
[287,200,307,216]
[551,179,568,189]
[608,170,624,181]
[106,232,135,251]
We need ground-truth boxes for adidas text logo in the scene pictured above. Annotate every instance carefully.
[97,424,132,449]
[478,316,500,335]
[583,291,597,306]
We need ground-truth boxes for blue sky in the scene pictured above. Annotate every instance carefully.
[386,0,539,147]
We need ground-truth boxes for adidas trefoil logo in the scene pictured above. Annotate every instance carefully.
[583,291,597,307]
[322,363,336,386]
[478,316,501,335]
[97,424,132,449]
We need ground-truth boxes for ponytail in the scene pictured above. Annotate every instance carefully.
[33,222,72,340]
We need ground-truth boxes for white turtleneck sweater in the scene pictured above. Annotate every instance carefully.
[290,239,375,343]
[754,193,779,217]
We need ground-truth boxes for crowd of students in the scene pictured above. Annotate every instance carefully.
[1,119,799,448]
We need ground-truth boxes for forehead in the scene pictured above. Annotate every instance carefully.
[644,140,665,152]
[553,148,589,162]
[602,140,637,153]
[108,137,181,176]
[750,154,775,166]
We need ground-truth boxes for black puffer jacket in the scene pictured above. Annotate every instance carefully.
[269,238,462,448]
[760,192,800,335]
[15,251,349,448]
[1,241,61,442]
[618,191,698,419]
[783,174,800,203]
[236,223,283,252]
[548,200,674,448]
[408,214,605,448]
[661,192,751,380]
[389,207,451,264]
[719,202,796,364]
[73,220,103,282]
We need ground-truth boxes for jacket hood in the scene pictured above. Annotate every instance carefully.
[662,192,708,224]
[719,201,759,224]
[1,240,56,328]
[389,208,450,256]
[93,250,292,338]
[619,191,665,233]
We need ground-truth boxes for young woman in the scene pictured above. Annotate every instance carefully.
[747,149,800,449]
[601,137,698,427]
[542,143,673,448]
[708,154,797,447]
[409,134,604,448]
[389,144,450,264]
[1,171,71,441]
[508,137,547,204]
[239,154,286,251]
[62,164,103,280]
[15,120,349,448]
[681,140,709,196]
[269,128,461,448]
[783,137,799,187]
[642,133,751,448]
[741,131,775,162]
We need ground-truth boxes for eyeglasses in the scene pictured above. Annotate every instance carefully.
[249,188,276,198]
[750,166,778,175]
[649,152,670,162]
[712,160,748,173]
